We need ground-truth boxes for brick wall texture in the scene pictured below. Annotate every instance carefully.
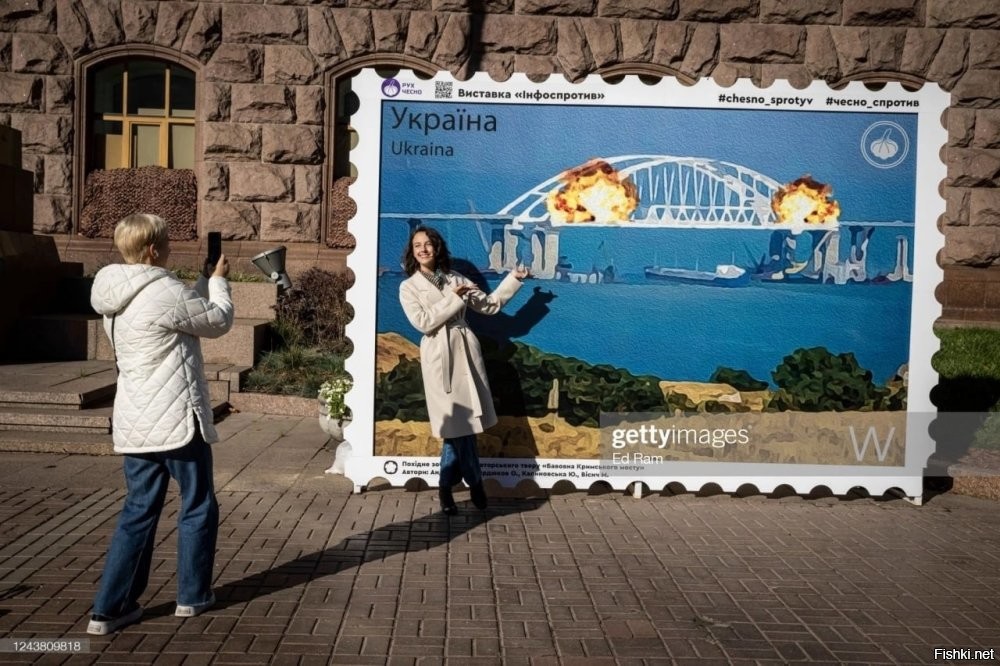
[1,0,999,284]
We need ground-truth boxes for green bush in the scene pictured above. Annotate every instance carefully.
[770,346,884,412]
[375,341,668,427]
[172,267,268,282]
[244,346,346,398]
[375,357,428,422]
[273,268,353,353]
[487,343,667,426]
[709,367,769,391]
[933,328,1000,451]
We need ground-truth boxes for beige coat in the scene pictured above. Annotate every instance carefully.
[399,271,523,439]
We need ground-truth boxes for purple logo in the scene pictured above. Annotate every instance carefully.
[381,78,401,97]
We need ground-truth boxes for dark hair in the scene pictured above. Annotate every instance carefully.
[402,225,451,275]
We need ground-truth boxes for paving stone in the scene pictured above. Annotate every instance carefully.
[1,413,1000,663]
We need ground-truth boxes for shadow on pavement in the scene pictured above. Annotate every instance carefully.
[925,375,1000,503]
[140,496,547,619]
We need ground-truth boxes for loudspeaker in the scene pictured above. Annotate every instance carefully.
[250,246,292,292]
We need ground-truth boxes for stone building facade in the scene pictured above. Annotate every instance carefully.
[1,0,999,322]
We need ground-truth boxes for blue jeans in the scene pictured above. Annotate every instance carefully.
[440,434,482,488]
[92,431,218,617]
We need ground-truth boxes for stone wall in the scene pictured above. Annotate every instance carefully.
[0,0,999,274]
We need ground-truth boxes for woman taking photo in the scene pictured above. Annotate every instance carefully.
[399,226,528,514]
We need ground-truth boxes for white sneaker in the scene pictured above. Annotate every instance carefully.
[175,593,215,618]
[87,606,142,635]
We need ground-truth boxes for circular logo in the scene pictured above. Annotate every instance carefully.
[383,460,398,475]
[861,121,909,169]
[381,78,401,98]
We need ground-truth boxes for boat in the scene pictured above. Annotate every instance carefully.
[644,263,750,287]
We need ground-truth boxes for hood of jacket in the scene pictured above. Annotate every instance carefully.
[90,264,173,316]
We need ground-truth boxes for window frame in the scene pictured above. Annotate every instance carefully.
[322,55,439,247]
[92,62,196,170]
[73,46,203,236]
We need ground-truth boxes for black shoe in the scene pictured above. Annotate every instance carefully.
[470,482,488,511]
[439,486,458,515]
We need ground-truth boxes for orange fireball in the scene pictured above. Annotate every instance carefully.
[771,175,840,225]
[546,159,639,223]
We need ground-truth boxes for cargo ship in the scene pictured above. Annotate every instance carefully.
[644,263,750,287]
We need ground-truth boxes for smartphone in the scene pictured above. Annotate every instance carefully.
[206,231,222,267]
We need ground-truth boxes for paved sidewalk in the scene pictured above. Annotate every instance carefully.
[0,411,998,664]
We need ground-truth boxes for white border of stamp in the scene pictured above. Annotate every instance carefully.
[344,70,948,501]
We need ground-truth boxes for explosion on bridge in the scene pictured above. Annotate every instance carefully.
[546,159,639,224]
[771,175,841,226]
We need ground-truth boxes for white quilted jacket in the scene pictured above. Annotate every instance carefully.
[90,264,235,453]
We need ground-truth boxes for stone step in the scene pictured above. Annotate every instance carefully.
[0,361,117,409]
[214,364,251,394]
[0,401,229,455]
[205,364,252,404]
[45,275,95,314]
[11,313,100,362]
[200,319,272,366]
[0,405,112,434]
[0,429,114,455]
[11,278,275,365]
[0,361,249,413]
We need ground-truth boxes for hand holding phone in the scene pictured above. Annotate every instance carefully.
[204,232,223,278]
[207,232,222,266]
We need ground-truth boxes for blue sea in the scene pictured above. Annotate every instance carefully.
[376,273,912,387]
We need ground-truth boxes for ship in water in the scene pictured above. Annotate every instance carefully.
[644,263,750,287]
[644,252,750,287]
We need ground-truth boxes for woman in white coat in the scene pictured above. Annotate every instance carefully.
[399,226,528,514]
[87,214,233,635]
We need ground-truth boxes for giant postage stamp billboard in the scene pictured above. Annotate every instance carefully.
[344,69,948,499]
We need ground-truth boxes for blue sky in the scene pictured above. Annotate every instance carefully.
[379,101,919,223]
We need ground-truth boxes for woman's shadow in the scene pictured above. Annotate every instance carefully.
[140,497,548,616]
[452,259,556,460]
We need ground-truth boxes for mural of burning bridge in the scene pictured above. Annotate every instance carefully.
[382,155,914,285]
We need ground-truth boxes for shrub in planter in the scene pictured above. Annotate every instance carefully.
[273,268,353,353]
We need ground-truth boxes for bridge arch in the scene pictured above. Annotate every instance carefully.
[498,155,783,227]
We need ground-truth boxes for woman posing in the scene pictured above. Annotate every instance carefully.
[399,226,529,514]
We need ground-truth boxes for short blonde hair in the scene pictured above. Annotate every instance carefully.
[114,213,169,264]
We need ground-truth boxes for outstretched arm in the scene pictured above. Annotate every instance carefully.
[462,272,525,316]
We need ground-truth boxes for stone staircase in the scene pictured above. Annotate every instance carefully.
[13,278,277,368]
[0,361,249,455]
[0,278,277,454]
[0,361,117,454]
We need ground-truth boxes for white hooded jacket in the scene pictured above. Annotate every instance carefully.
[90,264,235,453]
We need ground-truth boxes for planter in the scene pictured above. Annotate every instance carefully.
[318,403,350,440]
[319,401,352,475]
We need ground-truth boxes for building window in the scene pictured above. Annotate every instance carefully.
[88,59,196,173]
[326,60,437,247]
[78,53,200,239]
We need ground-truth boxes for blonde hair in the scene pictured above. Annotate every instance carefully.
[114,213,169,264]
